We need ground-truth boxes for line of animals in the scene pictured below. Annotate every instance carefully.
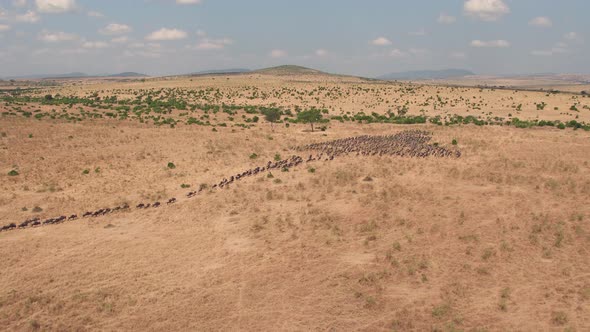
[0,130,460,233]
[295,130,461,159]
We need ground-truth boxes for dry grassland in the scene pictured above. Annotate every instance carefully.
[0,74,589,331]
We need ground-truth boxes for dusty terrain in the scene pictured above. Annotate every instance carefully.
[1,73,589,331]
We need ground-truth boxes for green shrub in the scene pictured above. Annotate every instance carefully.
[8,170,19,176]
[167,162,176,169]
[452,139,458,145]
[274,153,281,161]
[82,169,90,174]
[249,153,258,159]
[181,183,191,189]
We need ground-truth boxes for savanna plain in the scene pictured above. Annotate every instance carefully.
[1,68,589,331]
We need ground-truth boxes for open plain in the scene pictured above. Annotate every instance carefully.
[1,70,589,331]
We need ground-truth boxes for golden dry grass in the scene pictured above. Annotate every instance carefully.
[0,75,589,331]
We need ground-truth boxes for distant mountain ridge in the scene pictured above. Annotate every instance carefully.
[3,72,148,80]
[253,65,324,75]
[190,68,251,76]
[377,69,475,80]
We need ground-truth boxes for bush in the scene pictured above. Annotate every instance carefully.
[249,153,258,159]
[181,183,190,188]
[8,170,19,176]
[274,153,281,161]
[32,206,43,213]
[452,139,458,145]
[82,169,90,174]
[167,162,176,169]
[557,123,566,130]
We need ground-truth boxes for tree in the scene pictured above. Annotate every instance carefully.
[297,109,323,132]
[262,108,281,131]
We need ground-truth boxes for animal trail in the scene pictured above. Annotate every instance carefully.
[1,131,460,233]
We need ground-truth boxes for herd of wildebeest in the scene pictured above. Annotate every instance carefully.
[1,130,460,233]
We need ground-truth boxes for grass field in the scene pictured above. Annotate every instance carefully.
[1,72,589,331]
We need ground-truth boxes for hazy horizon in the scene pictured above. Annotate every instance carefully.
[0,0,588,77]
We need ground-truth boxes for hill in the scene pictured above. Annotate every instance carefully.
[107,72,148,78]
[253,65,324,76]
[190,68,251,76]
[378,69,475,80]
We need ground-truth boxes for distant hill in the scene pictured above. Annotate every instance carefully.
[190,68,251,76]
[378,69,475,80]
[107,72,148,78]
[46,72,89,79]
[253,65,324,76]
[4,72,148,79]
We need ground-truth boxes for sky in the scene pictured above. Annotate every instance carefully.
[0,0,588,77]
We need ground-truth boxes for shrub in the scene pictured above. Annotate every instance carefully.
[551,311,567,325]
[32,206,43,213]
[297,108,323,132]
[249,153,258,159]
[8,170,19,176]
[167,162,176,169]
[557,123,566,130]
[181,184,190,188]
[274,153,281,161]
[82,169,90,174]
[452,139,458,145]
[308,167,316,173]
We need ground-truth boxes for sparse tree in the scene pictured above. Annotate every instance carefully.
[262,108,281,131]
[297,109,323,132]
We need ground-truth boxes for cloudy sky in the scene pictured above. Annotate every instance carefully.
[0,0,588,77]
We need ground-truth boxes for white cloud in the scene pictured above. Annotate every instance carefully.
[15,10,40,23]
[437,13,456,24]
[450,52,467,59]
[564,32,581,41]
[60,48,87,55]
[409,29,426,36]
[0,24,10,32]
[315,49,327,56]
[531,46,568,56]
[194,37,233,50]
[129,42,145,48]
[35,0,77,14]
[471,39,510,48]
[176,0,201,4]
[269,49,287,58]
[146,28,187,41]
[13,0,27,8]
[529,16,552,27]
[82,40,109,49]
[38,30,77,42]
[87,11,104,18]
[464,0,510,21]
[389,49,406,57]
[111,36,128,43]
[409,48,428,56]
[100,23,131,35]
[370,37,392,46]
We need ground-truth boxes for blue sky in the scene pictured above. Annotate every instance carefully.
[0,0,588,77]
